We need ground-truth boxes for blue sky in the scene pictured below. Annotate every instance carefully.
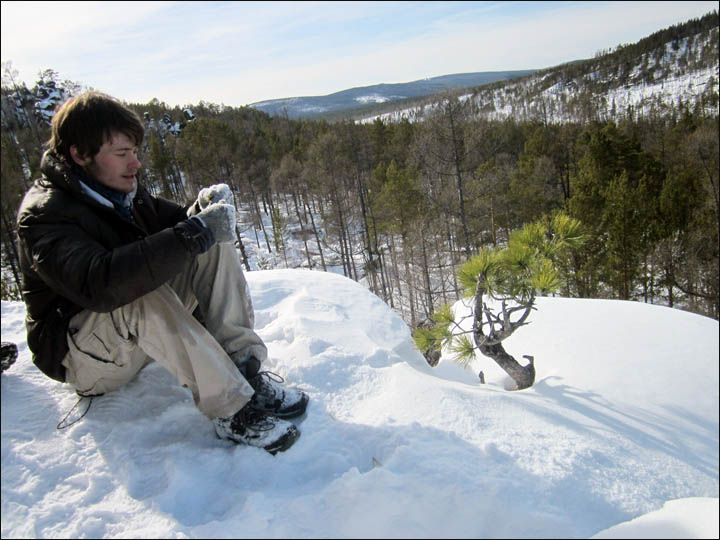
[1,1,717,108]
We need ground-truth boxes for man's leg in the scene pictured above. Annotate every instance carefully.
[63,283,255,420]
[171,242,308,419]
[169,242,267,377]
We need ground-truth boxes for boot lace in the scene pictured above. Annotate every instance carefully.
[232,403,277,433]
[251,371,286,399]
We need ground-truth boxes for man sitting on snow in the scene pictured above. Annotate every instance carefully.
[16,91,307,454]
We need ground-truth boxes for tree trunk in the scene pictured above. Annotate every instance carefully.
[472,275,536,390]
[379,236,394,308]
[447,105,472,260]
[445,218,461,299]
[476,342,536,390]
[389,235,405,319]
[420,230,433,317]
[403,234,417,327]
[432,233,449,305]
[347,126,377,279]
[303,195,326,271]
[291,189,313,268]
[235,228,251,271]
[489,194,497,246]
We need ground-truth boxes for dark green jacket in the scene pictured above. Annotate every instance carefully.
[16,150,194,382]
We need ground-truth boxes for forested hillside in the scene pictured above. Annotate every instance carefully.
[1,11,718,328]
[357,10,719,124]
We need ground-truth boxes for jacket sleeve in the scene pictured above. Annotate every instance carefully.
[150,192,195,226]
[18,207,194,313]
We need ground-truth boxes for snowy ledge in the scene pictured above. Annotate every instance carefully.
[1,268,718,538]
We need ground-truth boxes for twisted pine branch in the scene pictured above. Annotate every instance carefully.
[472,273,536,390]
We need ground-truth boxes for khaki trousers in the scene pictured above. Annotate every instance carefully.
[62,243,266,420]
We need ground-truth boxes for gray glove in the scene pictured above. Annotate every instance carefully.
[197,183,234,210]
[194,202,236,244]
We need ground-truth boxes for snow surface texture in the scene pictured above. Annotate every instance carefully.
[1,269,718,538]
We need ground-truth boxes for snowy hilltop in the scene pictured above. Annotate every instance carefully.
[1,268,718,538]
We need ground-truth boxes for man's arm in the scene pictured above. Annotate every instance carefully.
[18,212,192,313]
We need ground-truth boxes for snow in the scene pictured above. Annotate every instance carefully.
[591,498,718,539]
[2,267,718,538]
[355,94,390,104]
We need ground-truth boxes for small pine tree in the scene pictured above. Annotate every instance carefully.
[271,205,288,267]
[414,212,586,390]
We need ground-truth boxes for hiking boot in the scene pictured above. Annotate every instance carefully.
[1,342,18,374]
[214,402,300,455]
[248,371,309,419]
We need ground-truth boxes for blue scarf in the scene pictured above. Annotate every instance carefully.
[74,166,134,220]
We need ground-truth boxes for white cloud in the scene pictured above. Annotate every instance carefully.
[1,0,171,86]
[2,1,169,54]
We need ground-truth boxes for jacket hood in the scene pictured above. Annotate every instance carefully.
[40,150,83,195]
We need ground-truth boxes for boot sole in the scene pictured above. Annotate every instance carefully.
[265,425,301,455]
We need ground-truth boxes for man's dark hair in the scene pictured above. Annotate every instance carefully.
[47,91,145,163]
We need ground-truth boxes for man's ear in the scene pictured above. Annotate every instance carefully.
[69,145,92,166]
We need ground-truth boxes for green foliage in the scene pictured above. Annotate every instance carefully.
[530,258,562,295]
[371,160,425,236]
[411,326,436,355]
[549,212,587,251]
[458,212,585,301]
[449,335,477,368]
[431,303,457,328]
[458,247,497,296]
[509,153,559,224]
[412,303,455,353]
[603,171,646,298]
[416,212,586,367]
[567,120,672,300]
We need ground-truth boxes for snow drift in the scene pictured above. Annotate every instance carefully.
[1,269,718,538]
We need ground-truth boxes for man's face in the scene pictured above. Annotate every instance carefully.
[74,132,142,194]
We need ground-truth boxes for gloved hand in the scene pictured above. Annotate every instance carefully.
[197,183,234,210]
[174,216,215,254]
[195,202,236,244]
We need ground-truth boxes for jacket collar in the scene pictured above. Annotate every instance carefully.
[41,150,137,219]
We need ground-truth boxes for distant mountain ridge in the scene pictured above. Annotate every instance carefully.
[357,10,719,124]
[250,11,718,124]
[248,71,536,118]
